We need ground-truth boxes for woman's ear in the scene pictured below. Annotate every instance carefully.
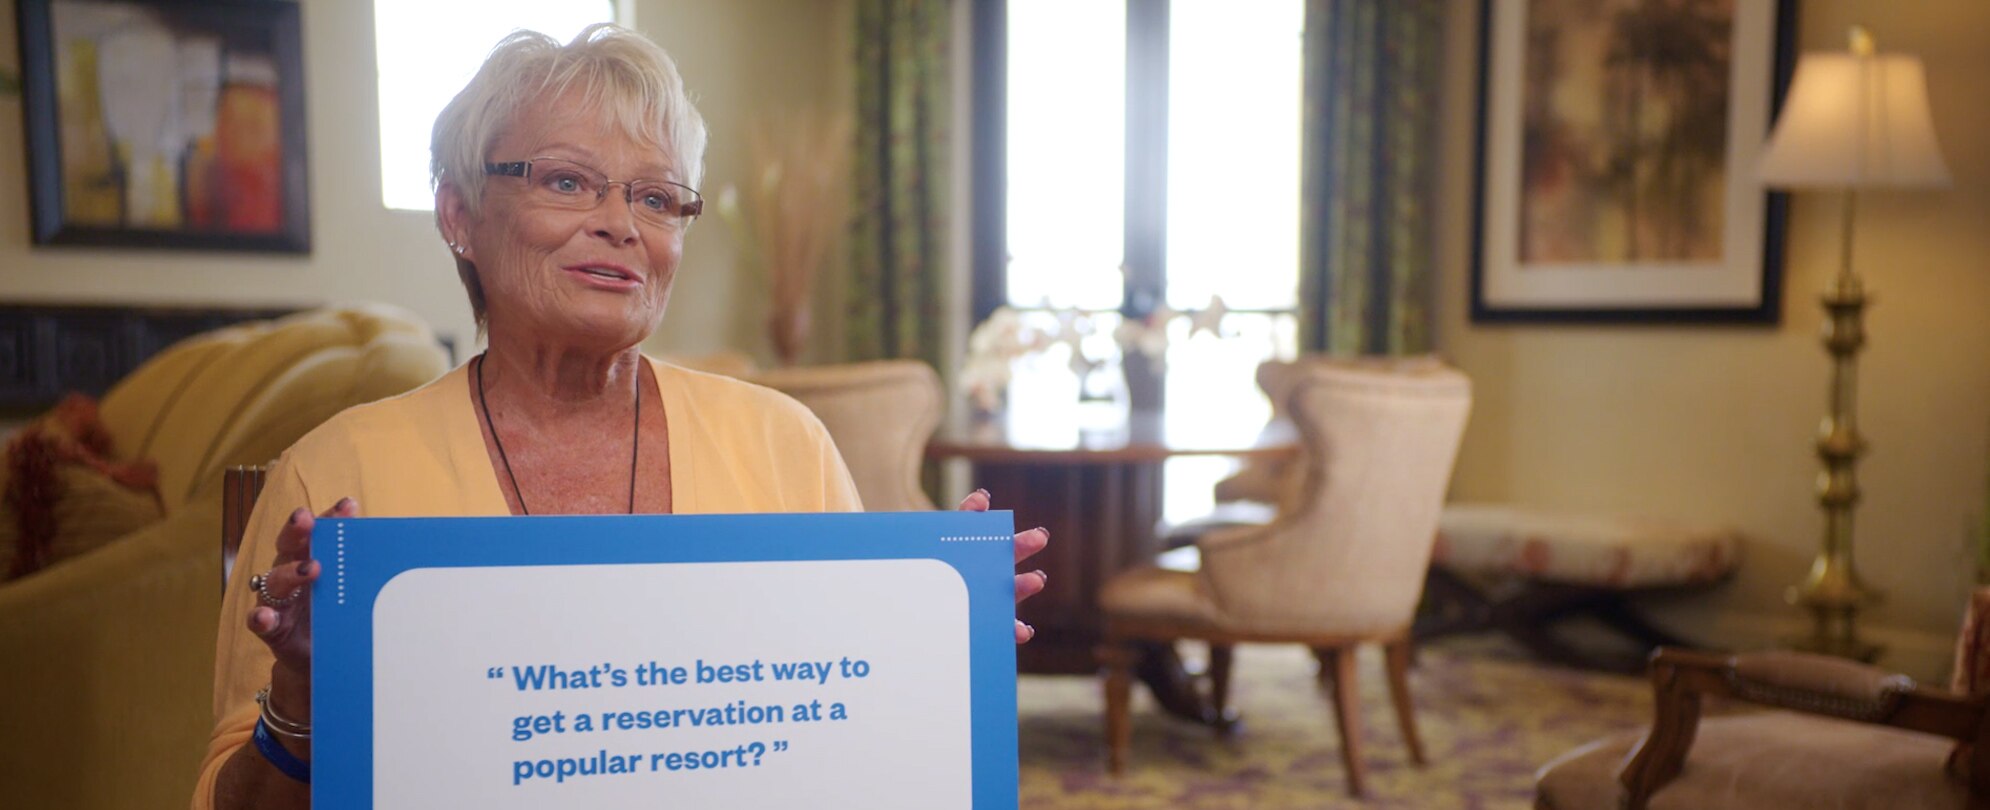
[435,180,476,261]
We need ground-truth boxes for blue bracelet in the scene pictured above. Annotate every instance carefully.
[253,718,312,784]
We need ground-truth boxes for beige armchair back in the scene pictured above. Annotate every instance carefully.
[749,360,944,512]
[1199,360,1472,636]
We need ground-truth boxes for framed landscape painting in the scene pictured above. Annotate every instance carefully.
[1470,0,1796,323]
[17,0,310,252]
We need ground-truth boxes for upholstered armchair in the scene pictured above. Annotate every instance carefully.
[1098,361,1472,795]
[749,359,944,512]
[0,305,448,810]
[1536,641,1990,809]
[1206,354,1449,514]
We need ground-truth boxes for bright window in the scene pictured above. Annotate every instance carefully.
[1004,0,1126,310]
[1160,0,1302,524]
[1164,0,1303,312]
[1000,1,1304,525]
[374,0,617,211]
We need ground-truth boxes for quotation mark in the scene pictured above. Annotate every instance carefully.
[487,666,504,679]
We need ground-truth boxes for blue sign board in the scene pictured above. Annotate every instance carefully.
[311,511,1018,808]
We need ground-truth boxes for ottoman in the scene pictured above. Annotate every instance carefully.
[1417,504,1741,672]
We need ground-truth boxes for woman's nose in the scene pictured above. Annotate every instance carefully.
[585,187,642,245]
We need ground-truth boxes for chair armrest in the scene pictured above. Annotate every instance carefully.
[0,499,222,807]
[1193,521,1283,590]
[1725,650,1919,720]
[1617,647,1990,810]
[1196,519,1319,622]
[1195,521,1276,554]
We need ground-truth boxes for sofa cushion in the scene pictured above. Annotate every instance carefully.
[0,395,164,581]
[1435,503,1739,588]
[1100,563,1221,633]
[1535,712,1964,809]
[97,305,442,507]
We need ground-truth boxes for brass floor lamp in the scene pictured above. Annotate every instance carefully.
[1757,27,1950,660]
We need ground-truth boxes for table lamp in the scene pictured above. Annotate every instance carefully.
[1758,26,1950,659]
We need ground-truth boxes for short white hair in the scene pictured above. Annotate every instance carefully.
[430,24,708,325]
[432,23,707,196]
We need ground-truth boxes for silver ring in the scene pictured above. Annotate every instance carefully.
[252,569,303,607]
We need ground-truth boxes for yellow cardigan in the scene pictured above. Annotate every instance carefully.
[192,358,861,807]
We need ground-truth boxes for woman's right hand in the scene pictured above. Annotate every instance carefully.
[248,497,359,723]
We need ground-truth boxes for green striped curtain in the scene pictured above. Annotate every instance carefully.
[846,0,950,370]
[1299,0,1443,355]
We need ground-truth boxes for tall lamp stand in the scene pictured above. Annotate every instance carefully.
[1786,192,1881,661]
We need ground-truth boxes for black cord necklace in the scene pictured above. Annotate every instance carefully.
[474,352,640,515]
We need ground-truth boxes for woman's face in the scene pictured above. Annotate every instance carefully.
[447,93,692,352]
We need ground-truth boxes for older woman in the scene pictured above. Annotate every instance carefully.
[195,25,1046,808]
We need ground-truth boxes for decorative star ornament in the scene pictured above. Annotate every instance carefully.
[1187,295,1231,338]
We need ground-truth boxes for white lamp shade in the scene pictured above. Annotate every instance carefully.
[1758,53,1951,189]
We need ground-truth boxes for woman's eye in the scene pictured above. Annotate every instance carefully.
[543,173,587,195]
[638,191,672,212]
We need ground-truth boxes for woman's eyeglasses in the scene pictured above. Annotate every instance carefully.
[484,157,703,228]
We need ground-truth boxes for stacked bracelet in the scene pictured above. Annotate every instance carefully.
[252,684,311,784]
[255,685,312,739]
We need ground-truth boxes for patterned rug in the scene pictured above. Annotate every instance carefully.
[1018,638,1654,809]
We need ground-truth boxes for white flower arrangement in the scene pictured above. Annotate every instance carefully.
[957,296,1233,413]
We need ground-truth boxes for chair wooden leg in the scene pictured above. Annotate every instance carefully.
[1384,639,1427,766]
[1099,643,1138,775]
[1208,642,1235,736]
[1318,645,1369,797]
[1311,646,1335,687]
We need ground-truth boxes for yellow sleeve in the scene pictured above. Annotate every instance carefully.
[811,414,864,513]
[190,455,322,809]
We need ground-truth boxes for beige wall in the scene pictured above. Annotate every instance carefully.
[1436,0,1990,677]
[0,0,847,363]
[636,0,851,361]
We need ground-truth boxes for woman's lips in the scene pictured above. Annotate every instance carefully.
[561,263,642,291]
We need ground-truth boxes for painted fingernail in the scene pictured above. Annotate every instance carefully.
[1033,569,1048,585]
[1032,526,1049,538]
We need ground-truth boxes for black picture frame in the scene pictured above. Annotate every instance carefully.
[16,0,310,252]
[1469,0,1797,324]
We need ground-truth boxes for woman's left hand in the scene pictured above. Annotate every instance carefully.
[957,489,1048,644]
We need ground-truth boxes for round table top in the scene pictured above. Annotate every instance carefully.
[927,404,1298,465]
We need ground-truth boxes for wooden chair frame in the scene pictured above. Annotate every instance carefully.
[1100,620,1424,797]
[1615,647,1990,810]
[220,464,270,593]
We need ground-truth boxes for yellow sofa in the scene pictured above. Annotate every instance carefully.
[0,305,449,810]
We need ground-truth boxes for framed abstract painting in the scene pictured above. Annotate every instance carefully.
[17,0,310,252]
[1470,0,1796,323]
